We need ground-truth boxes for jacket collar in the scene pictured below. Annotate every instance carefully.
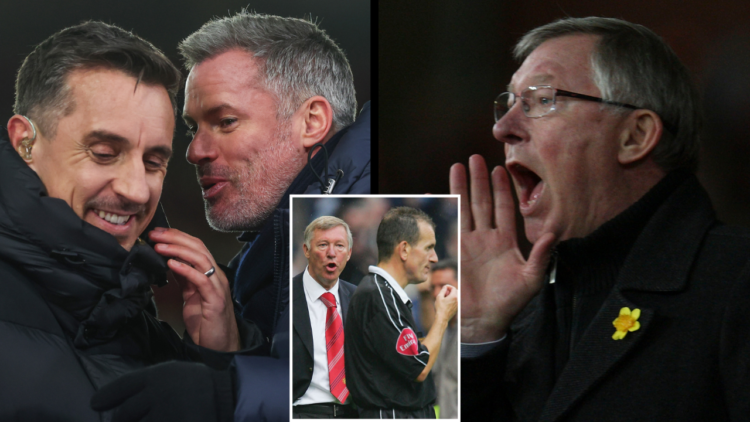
[535,174,717,421]
[0,132,167,348]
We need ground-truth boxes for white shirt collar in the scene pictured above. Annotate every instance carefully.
[369,265,410,305]
[303,266,340,302]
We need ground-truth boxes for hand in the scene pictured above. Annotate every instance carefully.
[450,155,556,343]
[434,284,458,322]
[90,361,232,422]
[149,228,240,352]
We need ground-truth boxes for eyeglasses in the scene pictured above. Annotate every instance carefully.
[494,85,677,134]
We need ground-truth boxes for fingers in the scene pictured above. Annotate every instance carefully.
[492,165,519,234]
[468,155,494,230]
[445,285,458,300]
[153,242,216,278]
[450,162,473,232]
[169,259,223,304]
[525,232,557,284]
[149,228,212,261]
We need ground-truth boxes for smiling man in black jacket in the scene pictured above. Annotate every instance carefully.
[1,21,256,422]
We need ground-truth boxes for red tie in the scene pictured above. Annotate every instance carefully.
[320,292,349,403]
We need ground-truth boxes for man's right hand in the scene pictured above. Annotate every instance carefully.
[434,284,458,323]
[450,155,556,343]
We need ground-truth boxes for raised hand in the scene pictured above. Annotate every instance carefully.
[435,284,458,323]
[450,155,556,343]
[149,227,240,352]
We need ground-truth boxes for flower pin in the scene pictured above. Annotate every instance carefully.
[612,307,641,340]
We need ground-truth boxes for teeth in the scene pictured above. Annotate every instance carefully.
[96,209,130,225]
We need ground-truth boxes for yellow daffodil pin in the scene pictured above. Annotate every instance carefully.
[612,307,641,340]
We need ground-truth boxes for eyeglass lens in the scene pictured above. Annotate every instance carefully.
[494,87,556,122]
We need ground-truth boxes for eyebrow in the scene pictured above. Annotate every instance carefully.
[507,74,555,93]
[85,130,173,160]
[182,103,237,125]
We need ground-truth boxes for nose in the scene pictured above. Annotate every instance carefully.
[186,130,218,165]
[493,100,526,145]
[112,158,151,205]
[430,250,438,263]
[326,244,337,258]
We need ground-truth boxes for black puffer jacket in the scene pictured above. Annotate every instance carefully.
[0,131,191,421]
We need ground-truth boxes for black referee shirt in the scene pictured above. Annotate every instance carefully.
[344,266,436,411]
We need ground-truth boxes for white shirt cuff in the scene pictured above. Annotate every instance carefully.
[461,334,507,358]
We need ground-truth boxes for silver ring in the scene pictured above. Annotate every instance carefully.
[204,266,216,277]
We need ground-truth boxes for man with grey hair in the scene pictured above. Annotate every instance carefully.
[454,17,750,420]
[89,11,368,422]
[292,216,358,418]
[180,8,369,349]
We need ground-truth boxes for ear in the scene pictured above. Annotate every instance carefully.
[617,109,662,165]
[397,241,410,262]
[303,243,310,260]
[7,115,42,167]
[297,96,334,150]
[345,247,352,262]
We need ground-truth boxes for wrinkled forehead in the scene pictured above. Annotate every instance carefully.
[314,225,349,242]
[508,34,599,96]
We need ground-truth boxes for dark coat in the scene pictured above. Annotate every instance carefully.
[0,132,190,421]
[229,102,370,421]
[463,175,750,421]
[292,272,357,401]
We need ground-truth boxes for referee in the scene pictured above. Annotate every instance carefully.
[345,207,458,418]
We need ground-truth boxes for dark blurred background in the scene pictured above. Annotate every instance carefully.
[0,0,371,265]
[380,0,750,232]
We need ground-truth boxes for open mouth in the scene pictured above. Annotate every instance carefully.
[326,263,338,271]
[199,178,228,199]
[94,209,133,226]
[506,162,544,213]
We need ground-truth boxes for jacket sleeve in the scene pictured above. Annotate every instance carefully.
[232,355,289,422]
[232,297,289,422]
[719,260,750,421]
[461,336,512,421]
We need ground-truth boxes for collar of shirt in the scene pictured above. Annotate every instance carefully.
[303,266,341,306]
[369,265,411,306]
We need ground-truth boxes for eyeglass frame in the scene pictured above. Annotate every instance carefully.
[494,85,677,134]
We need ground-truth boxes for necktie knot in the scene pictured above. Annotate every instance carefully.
[321,292,337,309]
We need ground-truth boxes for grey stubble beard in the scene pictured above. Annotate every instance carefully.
[202,121,305,232]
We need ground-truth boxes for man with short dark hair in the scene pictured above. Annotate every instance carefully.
[454,17,750,420]
[292,216,358,419]
[1,21,251,421]
[345,207,458,419]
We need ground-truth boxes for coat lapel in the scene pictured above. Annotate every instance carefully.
[292,274,314,360]
[539,176,716,421]
[339,280,353,322]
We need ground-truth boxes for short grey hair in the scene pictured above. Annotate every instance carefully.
[304,216,353,251]
[178,10,357,131]
[514,17,702,173]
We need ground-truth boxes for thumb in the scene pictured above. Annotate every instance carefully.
[525,232,556,284]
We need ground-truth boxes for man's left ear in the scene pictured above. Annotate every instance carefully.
[297,96,334,149]
[617,109,663,165]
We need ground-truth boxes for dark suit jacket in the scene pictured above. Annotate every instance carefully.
[463,175,750,421]
[292,272,357,401]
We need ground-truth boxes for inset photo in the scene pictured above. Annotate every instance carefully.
[291,195,459,419]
